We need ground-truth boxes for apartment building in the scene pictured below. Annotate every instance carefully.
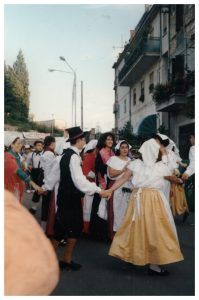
[113,4,195,155]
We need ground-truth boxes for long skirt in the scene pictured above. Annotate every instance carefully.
[109,188,184,266]
[170,184,189,216]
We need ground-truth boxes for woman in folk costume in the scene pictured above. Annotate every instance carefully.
[106,140,132,237]
[90,132,115,240]
[4,135,41,203]
[108,138,184,275]
[155,133,189,219]
[82,139,98,234]
[40,136,56,234]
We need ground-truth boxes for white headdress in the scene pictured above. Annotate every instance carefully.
[156,133,179,154]
[84,139,98,153]
[4,132,22,147]
[115,140,132,150]
[139,138,160,167]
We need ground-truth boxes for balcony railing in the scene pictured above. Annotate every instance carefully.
[118,38,160,85]
[153,74,195,112]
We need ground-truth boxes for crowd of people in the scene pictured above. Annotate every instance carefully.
[4,126,195,295]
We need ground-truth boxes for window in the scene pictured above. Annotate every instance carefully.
[149,26,154,38]
[141,81,144,95]
[163,12,168,35]
[124,99,127,114]
[133,88,136,105]
[157,68,161,84]
[149,71,154,93]
[176,5,183,32]
[139,81,145,102]
[172,55,184,80]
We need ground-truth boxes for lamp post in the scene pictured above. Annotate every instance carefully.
[59,56,77,126]
[48,68,74,126]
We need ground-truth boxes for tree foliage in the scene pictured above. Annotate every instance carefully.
[5,50,30,122]
[118,121,143,149]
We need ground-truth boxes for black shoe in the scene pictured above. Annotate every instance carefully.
[59,239,67,247]
[182,211,189,223]
[59,260,82,271]
[148,267,170,276]
[29,207,37,215]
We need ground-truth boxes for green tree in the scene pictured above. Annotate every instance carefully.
[13,49,30,119]
[5,50,30,122]
[118,121,143,148]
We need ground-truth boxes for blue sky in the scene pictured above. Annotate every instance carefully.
[4,4,145,131]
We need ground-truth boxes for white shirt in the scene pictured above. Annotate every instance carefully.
[185,145,195,177]
[40,151,56,185]
[69,146,101,195]
[27,151,43,168]
[107,156,131,180]
[55,138,70,155]
[42,156,62,191]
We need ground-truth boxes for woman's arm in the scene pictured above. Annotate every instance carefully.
[108,166,125,178]
[164,175,183,184]
[109,169,132,192]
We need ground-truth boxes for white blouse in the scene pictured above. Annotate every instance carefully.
[107,156,131,180]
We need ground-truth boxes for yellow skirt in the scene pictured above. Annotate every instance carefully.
[170,184,189,216]
[109,188,184,266]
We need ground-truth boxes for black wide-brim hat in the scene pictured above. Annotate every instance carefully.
[66,126,85,142]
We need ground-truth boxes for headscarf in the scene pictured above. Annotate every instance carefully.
[4,133,22,147]
[84,139,98,153]
[139,138,160,167]
[156,133,179,155]
[115,140,132,151]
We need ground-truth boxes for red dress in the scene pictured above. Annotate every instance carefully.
[4,152,26,203]
[82,152,96,234]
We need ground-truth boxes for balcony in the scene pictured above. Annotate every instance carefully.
[156,93,186,112]
[118,38,160,86]
[153,75,195,112]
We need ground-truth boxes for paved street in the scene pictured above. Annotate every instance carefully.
[23,192,195,296]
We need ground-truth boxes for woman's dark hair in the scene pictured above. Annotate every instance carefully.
[153,134,170,147]
[115,141,129,156]
[44,136,55,147]
[96,132,115,150]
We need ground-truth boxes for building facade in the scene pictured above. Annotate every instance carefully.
[113,4,195,154]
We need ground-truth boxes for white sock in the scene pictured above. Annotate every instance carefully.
[149,264,161,272]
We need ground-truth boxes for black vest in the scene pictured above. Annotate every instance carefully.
[57,148,84,208]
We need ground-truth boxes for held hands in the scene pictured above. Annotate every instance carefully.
[30,181,45,194]
[181,173,189,181]
[164,175,183,185]
[99,189,112,200]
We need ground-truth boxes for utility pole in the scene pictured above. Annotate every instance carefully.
[81,80,83,130]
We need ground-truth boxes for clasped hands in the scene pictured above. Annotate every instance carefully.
[99,189,112,200]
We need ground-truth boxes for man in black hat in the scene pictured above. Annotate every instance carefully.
[51,126,110,271]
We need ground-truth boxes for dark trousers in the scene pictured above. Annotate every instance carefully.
[41,191,51,222]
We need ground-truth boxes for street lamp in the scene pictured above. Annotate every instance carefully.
[48,68,74,126]
[59,56,77,126]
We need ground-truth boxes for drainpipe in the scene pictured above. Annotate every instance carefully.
[168,5,171,136]
[129,87,132,127]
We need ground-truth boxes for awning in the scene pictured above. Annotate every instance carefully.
[137,114,157,137]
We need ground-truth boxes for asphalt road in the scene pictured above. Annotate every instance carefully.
[23,191,195,296]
